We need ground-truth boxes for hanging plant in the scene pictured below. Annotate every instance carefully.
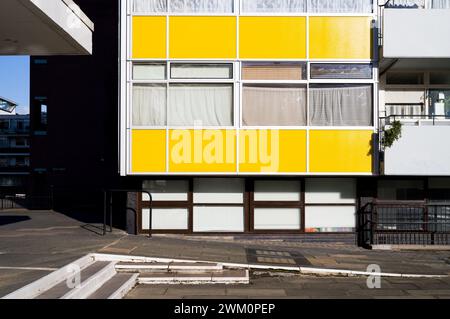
[382,120,402,149]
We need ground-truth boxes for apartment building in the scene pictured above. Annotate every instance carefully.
[28,0,450,246]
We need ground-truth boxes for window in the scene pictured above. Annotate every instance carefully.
[170,63,233,79]
[308,0,373,12]
[428,90,450,117]
[168,84,233,126]
[142,208,189,230]
[386,72,424,85]
[254,208,301,230]
[0,120,9,130]
[305,178,356,204]
[132,84,167,126]
[133,64,166,80]
[242,0,307,12]
[310,64,372,80]
[170,0,234,13]
[243,85,307,126]
[133,0,167,12]
[242,62,306,81]
[33,99,48,132]
[142,180,189,201]
[193,178,244,204]
[378,180,424,201]
[309,84,372,126]
[254,180,301,202]
[430,72,450,85]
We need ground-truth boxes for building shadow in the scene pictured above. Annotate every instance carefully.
[0,215,31,226]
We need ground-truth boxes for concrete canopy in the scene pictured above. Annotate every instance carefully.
[0,0,94,55]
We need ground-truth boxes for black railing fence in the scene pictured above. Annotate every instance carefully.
[359,201,450,246]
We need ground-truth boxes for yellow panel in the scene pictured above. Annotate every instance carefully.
[169,130,237,173]
[132,16,167,59]
[170,17,236,59]
[309,130,373,173]
[309,17,372,59]
[240,17,307,59]
[239,130,307,173]
[132,130,166,173]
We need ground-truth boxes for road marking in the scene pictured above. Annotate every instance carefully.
[0,266,57,271]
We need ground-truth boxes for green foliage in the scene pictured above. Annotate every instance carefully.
[382,120,402,149]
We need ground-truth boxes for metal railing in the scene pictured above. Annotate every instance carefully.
[358,201,450,246]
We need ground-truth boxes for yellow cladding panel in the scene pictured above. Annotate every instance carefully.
[309,17,372,59]
[309,130,373,173]
[132,130,166,173]
[132,16,167,59]
[169,17,236,59]
[240,17,307,59]
[169,130,237,173]
[239,130,307,173]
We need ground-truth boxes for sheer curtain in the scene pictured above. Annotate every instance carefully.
[168,84,233,126]
[133,0,167,12]
[243,85,307,126]
[309,85,372,126]
[308,0,373,12]
[133,84,167,126]
[242,0,307,12]
[386,0,424,8]
[170,0,234,12]
[428,0,450,8]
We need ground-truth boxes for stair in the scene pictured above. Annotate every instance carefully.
[138,269,249,285]
[88,273,139,299]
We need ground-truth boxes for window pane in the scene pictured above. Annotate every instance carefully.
[310,64,372,79]
[242,62,306,80]
[305,206,355,233]
[430,73,450,85]
[243,85,307,126]
[308,0,373,13]
[254,180,301,201]
[142,208,189,230]
[309,84,372,126]
[386,0,424,8]
[142,180,189,201]
[254,208,301,230]
[378,180,424,201]
[171,63,233,79]
[132,84,167,126]
[170,0,234,13]
[168,84,233,126]
[133,64,166,80]
[194,178,244,204]
[428,90,450,117]
[242,0,306,12]
[386,72,424,85]
[305,178,356,204]
[193,207,244,232]
[133,0,167,12]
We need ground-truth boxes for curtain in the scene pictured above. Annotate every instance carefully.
[168,84,233,126]
[429,0,450,8]
[387,0,424,8]
[133,0,167,12]
[170,0,234,12]
[242,63,305,80]
[242,0,307,12]
[243,85,307,126]
[132,84,167,126]
[308,0,373,12]
[171,64,232,79]
[309,85,372,126]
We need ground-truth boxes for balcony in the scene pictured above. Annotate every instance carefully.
[0,0,93,55]
[382,2,450,59]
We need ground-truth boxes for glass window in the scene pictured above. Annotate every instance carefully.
[168,84,233,126]
[428,90,450,117]
[308,0,373,13]
[310,64,372,80]
[193,178,244,204]
[305,178,356,204]
[243,84,307,126]
[309,84,373,126]
[170,0,234,13]
[133,0,167,12]
[242,0,307,12]
[378,180,424,201]
[242,62,306,81]
[170,63,233,79]
[142,180,189,201]
[386,0,425,8]
[386,72,424,85]
[142,208,189,230]
[254,208,301,230]
[132,84,167,126]
[305,206,355,232]
[430,72,450,85]
[133,63,166,80]
[193,207,244,232]
[254,180,301,202]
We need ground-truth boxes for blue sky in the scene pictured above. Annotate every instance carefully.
[0,56,29,114]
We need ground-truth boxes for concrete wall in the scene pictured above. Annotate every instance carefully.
[384,125,450,176]
[384,9,450,58]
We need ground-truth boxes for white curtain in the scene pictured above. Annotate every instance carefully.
[243,85,307,126]
[386,0,424,8]
[242,0,307,12]
[170,0,234,12]
[428,0,450,8]
[308,0,373,12]
[309,85,372,126]
[133,0,167,12]
[168,84,233,126]
[132,84,167,126]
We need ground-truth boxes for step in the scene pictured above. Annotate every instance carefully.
[87,273,138,299]
[138,269,249,285]
[36,261,115,299]
[116,262,223,272]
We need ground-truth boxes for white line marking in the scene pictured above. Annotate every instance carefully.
[0,266,57,271]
